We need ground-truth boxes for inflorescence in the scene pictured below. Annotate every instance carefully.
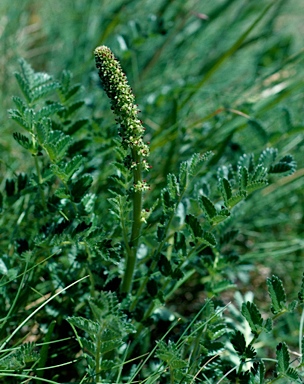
[94,46,150,170]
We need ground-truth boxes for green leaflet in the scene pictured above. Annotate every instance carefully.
[267,275,287,315]
[241,302,264,335]
[276,342,299,380]
[67,317,99,336]
[231,330,256,359]
[185,214,203,238]
[200,195,217,220]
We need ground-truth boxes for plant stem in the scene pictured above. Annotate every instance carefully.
[121,150,143,293]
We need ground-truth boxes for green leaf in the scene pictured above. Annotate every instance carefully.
[231,330,246,355]
[156,341,187,369]
[44,131,72,162]
[238,153,255,172]
[202,231,217,247]
[158,254,172,277]
[288,300,298,312]
[267,275,286,315]
[227,191,247,208]
[65,84,82,100]
[58,100,85,118]
[65,155,83,179]
[5,179,15,196]
[15,72,33,103]
[188,151,213,177]
[17,173,27,193]
[99,339,123,354]
[9,108,35,131]
[179,161,188,191]
[13,132,33,151]
[161,189,175,212]
[298,273,304,303]
[66,118,89,135]
[250,361,266,383]
[276,342,299,379]
[89,292,119,319]
[54,187,70,199]
[167,173,179,201]
[264,318,273,333]
[269,155,297,175]
[251,164,267,181]
[35,102,63,120]
[67,316,99,336]
[258,147,278,169]
[173,232,187,255]
[231,330,256,360]
[211,209,230,225]
[32,82,60,102]
[36,118,52,145]
[185,214,203,238]
[241,302,263,335]
[200,195,217,220]
[79,337,96,355]
[239,166,249,191]
[12,96,27,113]
[220,177,232,205]
[246,180,268,194]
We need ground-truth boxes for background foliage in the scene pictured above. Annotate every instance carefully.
[0,0,303,382]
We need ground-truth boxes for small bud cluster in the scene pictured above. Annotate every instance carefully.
[94,46,150,168]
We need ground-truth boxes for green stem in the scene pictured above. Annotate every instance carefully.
[121,150,143,293]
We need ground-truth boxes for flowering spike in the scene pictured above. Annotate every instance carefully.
[94,46,150,160]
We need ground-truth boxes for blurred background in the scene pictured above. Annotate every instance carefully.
[0,0,303,323]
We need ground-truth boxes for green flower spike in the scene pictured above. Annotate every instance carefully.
[94,45,151,293]
[94,45,149,159]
